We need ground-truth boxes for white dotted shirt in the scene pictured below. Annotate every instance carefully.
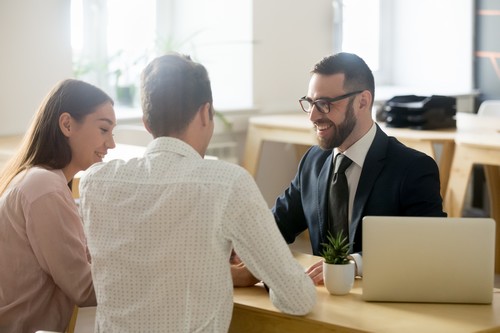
[79,137,315,333]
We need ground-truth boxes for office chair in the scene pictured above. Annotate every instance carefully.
[477,100,500,117]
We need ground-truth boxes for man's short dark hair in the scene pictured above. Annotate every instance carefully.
[312,52,375,104]
[141,53,213,137]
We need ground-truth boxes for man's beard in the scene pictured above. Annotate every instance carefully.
[317,99,356,150]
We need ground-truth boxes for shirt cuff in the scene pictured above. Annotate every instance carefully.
[349,253,363,277]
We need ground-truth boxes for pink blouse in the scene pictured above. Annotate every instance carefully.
[0,167,96,333]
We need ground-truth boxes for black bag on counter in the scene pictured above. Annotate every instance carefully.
[382,95,456,130]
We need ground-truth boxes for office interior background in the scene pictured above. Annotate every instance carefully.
[0,0,498,207]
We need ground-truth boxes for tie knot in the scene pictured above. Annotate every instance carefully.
[334,154,352,174]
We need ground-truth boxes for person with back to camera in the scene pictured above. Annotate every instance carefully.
[233,52,446,287]
[0,79,116,332]
[79,53,316,333]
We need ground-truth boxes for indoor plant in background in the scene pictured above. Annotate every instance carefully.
[320,231,355,295]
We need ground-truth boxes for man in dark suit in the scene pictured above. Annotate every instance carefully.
[272,52,446,284]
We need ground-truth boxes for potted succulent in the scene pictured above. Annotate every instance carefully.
[320,230,355,295]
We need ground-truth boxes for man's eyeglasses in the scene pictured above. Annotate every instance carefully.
[299,90,363,114]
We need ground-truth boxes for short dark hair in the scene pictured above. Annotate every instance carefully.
[140,53,213,137]
[312,52,375,105]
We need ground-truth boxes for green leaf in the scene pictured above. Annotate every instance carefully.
[319,230,352,265]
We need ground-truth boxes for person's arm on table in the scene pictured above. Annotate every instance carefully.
[224,170,316,315]
[231,256,260,287]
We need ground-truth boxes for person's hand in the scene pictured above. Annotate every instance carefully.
[230,249,242,265]
[231,262,260,287]
[230,249,260,287]
[305,260,324,285]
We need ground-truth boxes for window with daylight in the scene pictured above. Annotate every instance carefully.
[71,0,253,111]
[333,0,474,93]
[333,0,392,85]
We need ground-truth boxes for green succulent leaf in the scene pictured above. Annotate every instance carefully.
[319,230,352,265]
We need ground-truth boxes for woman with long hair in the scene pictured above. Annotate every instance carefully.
[0,79,116,332]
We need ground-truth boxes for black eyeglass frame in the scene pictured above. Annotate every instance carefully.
[299,90,364,114]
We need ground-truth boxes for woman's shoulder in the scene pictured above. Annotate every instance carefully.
[14,167,69,201]
[23,166,64,183]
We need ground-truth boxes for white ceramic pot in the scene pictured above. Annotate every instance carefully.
[323,260,355,295]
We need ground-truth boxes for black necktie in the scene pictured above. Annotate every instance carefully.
[328,153,352,239]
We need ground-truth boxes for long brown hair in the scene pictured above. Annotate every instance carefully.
[0,79,113,195]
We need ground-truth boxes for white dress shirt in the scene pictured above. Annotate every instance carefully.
[334,122,377,275]
[334,122,377,224]
[80,137,315,333]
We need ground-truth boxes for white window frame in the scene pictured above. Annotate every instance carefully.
[71,0,253,113]
[333,0,394,86]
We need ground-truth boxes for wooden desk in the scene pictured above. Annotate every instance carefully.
[444,132,500,273]
[243,115,455,197]
[73,253,500,333]
[230,253,500,333]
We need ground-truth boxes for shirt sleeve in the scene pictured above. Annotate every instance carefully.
[222,170,316,315]
[25,190,96,306]
[350,253,363,276]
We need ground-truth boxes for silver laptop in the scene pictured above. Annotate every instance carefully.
[362,216,495,304]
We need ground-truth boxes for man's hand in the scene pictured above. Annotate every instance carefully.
[230,250,260,287]
[231,262,260,287]
[230,249,242,265]
[305,260,324,285]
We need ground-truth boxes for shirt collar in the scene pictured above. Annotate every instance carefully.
[334,122,377,168]
[146,137,203,160]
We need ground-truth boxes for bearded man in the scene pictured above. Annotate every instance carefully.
[270,52,446,285]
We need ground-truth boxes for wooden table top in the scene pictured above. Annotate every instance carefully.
[73,252,500,333]
[233,252,500,333]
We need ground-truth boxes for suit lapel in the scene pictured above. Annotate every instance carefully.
[317,152,334,243]
[350,125,389,243]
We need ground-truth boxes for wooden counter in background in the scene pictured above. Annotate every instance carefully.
[243,114,455,198]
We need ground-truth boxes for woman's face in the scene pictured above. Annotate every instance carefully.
[65,101,116,176]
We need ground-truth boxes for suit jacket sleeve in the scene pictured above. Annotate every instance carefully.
[272,148,312,244]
